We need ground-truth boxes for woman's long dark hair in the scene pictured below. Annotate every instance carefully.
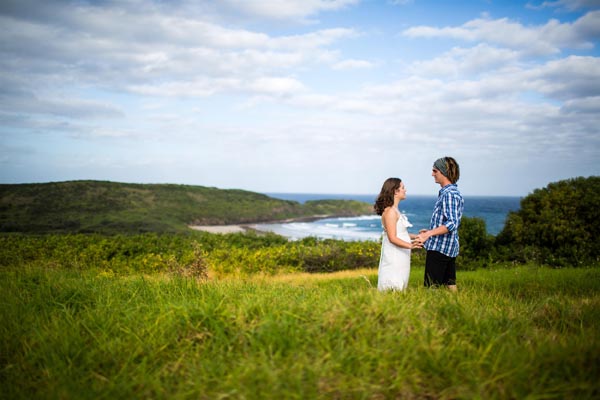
[374,177,401,216]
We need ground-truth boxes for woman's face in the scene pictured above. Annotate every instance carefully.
[394,182,406,201]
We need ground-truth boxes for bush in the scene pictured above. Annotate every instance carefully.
[0,232,382,277]
[0,233,207,275]
[457,216,495,270]
[496,176,600,266]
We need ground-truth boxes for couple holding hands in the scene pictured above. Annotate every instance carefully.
[374,157,464,292]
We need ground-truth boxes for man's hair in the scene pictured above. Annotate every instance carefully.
[444,157,460,183]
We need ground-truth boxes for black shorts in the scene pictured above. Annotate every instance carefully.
[424,250,456,287]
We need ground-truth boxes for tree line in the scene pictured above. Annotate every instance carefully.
[459,176,599,268]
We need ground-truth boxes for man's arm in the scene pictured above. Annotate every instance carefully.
[442,192,462,233]
[416,224,449,243]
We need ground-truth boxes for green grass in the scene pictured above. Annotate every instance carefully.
[2,265,599,399]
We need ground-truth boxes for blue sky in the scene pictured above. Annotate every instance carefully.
[1,0,599,196]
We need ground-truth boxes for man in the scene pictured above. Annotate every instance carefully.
[415,157,464,291]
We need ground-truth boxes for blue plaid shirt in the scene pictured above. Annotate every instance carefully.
[424,184,464,257]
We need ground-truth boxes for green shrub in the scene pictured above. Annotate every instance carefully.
[0,233,207,275]
[457,216,495,270]
[496,176,600,266]
[0,233,383,277]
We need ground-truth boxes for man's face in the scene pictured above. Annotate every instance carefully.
[432,168,444,185]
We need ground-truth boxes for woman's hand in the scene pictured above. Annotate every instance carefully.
[410,241,423,249]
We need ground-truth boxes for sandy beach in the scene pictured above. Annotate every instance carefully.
[189,224,249,234]
[189,214,336,235]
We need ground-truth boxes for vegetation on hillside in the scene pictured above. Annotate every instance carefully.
[0,180,372,234]
[0,176,598,272]
[451,176,600,269]
[496,176,600,266]
[0,232,385,277]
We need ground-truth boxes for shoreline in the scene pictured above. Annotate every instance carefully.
[188,214,348,235]
[189,224,250,234]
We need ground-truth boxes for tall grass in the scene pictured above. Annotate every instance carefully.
[2,265,599,399]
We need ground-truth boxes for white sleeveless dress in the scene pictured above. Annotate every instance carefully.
[377,209,412,291]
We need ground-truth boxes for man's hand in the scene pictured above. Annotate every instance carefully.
[414,229,431,245]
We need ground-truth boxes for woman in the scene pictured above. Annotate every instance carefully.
[374,178,420,291]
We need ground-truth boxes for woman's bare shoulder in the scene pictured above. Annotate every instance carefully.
[382,206,399,218]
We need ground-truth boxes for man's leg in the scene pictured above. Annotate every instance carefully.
[425,251,457,291]
[444,257,457,292]
[424,250,446,287]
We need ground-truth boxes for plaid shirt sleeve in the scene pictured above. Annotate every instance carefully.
[442,191,463,233]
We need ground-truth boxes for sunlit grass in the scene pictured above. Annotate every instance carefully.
[2,265,599,399]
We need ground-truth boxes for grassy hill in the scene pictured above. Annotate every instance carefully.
[0,180,372,234]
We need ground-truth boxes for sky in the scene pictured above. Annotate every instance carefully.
[1,0,599,196]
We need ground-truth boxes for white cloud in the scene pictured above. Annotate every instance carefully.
[521,56,600,99]
[246,77,307,95]
[529,0,600,11]
[129,76,306,98]
[86,128,139,139]
[332,59,374,70]
[402,11,600,55]
[217,0,359,20]
[0,4,358,105]
[248,47,599,177]
[571,10,600,39]
[561,95,600,113]
[0,83,124,120]
[407,44,520,77]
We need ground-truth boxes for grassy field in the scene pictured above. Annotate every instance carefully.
[2,265,599,399]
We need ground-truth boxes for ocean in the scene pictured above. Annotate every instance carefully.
[255,193,522,241]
